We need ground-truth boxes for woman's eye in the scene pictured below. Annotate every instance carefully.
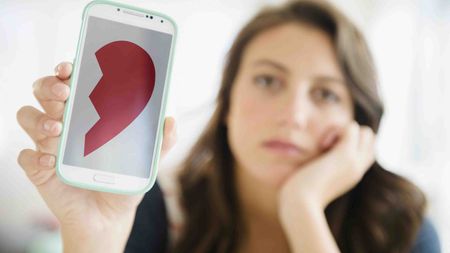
[314,88,340,103]
[253,74,282,90]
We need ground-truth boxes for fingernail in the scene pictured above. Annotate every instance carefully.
[322,132,335,148]
[55,64,62,76]
[43,120,52,131]
[52,84,67,97]
[39,155,55,167]
[43,120,60,133]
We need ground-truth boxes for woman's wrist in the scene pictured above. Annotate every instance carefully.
[278,193,340,253]
[60,211,136,253]
[278,189,319,229]
[278,180,323,219]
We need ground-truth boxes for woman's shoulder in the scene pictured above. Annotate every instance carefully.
[411,217,441,253]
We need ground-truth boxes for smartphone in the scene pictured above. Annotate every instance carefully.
[56,0,177,195]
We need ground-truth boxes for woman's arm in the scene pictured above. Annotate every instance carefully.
[279,197,340,253]
[61,211,136,253]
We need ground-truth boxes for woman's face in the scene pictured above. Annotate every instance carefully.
[226,22,354,188]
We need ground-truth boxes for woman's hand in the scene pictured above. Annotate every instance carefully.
[277,121,375,253]
[16,62,177,252]
[279,121,375,211]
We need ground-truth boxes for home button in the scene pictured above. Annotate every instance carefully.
[93,174,115,184]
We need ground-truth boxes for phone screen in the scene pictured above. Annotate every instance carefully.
[62,15,173,178]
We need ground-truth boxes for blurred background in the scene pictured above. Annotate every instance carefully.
[1,0,449,252]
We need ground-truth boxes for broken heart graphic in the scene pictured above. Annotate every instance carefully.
[84,40,156,156]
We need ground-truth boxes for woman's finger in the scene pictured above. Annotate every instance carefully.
[332,121,359,155]
[17,149,56,187]
[35,137,60,156]
[32,62,72,118]
[54,61,73,81]
[17,106,62,143]
[33,76,70,103]
[357,126,376,169]
[160,116,177,158]
[358,126,373,150]
[39,100,66,120]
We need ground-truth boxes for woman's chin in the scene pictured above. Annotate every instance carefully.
[250,164,298,188]
[256,159,315,188]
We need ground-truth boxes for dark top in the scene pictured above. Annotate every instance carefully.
[125,182,441,253]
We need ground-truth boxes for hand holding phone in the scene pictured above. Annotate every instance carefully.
[17,62,177,251]
[16,0,178,250]
[278,122,375,215]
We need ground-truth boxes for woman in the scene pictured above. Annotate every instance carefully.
[17,0,440,252]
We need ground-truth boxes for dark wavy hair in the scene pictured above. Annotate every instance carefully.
[172,0,426,252]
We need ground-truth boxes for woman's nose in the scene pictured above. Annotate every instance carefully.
[277,89,313,130]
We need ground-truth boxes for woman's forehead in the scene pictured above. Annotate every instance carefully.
[247,23,332,52]
[241,23,342,75]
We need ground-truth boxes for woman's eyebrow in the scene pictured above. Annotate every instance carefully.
[253,59,289,73]
[314,76,346,85]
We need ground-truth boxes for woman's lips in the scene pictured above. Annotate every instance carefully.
[262,140,305,157]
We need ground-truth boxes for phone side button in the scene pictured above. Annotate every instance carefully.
[93,174,115,184]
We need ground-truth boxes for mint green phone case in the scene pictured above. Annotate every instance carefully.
[55,0,177,195]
